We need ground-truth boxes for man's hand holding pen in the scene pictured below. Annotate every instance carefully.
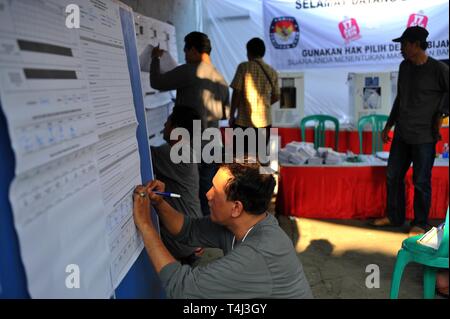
[133,180,165,231]
[146,180,166,206]
[133,184,153,231]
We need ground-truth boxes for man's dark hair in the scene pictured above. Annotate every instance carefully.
[220,161,276,215]
[169,105,201,137]
[184,32,212,54]
[246,37,266,58]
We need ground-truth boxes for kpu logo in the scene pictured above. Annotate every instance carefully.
[407,13,428,28]
[338,18,361,44]
[269,17,300,49]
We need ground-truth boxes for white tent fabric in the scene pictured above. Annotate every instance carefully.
[202,0,265,83]
[201,0,448,126]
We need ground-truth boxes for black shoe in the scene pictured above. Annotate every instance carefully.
[409,222,432,232]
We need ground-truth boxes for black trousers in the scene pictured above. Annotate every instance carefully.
[386,135,436,228]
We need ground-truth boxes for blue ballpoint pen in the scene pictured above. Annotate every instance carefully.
[153,191,181,198]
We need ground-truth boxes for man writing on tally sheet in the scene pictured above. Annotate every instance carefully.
[132,160,313,298]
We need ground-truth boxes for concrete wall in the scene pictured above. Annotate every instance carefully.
[120,0,200,62]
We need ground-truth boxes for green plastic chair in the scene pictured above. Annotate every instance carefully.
[390,209,449,299]
[357,114,389,154]
[300,115,339,150]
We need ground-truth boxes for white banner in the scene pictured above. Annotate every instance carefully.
[263,0,449,69]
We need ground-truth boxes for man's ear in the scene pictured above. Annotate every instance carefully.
[231,201,244,218]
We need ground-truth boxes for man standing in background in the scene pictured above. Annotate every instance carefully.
[371,26,449,236]
[150,32,230,216]
[229,37,279,158]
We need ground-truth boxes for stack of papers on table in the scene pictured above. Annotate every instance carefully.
[434,158,450,167]
[298,145,317,159]
[278,149,291,164]
[307,157,324,165]
[325,150,345,165]
[317,147,333,157]
[314,147,345,165]
[285,141,314,153]
[345,150,362,163]
[376,151,390,161]
[289,152,309,164]
[279,141,317,165]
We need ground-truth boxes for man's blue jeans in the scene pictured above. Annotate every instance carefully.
[386,135,436,228]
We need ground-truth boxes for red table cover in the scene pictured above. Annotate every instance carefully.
[276,165,448,220]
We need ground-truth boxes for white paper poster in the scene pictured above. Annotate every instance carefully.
[0,0,147,297]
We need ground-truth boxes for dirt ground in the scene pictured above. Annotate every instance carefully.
[195,211,446,299]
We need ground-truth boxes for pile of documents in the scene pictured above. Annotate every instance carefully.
[279,142,317,164]
[313,147,345,165]
[324,149,345,165]
[317,147,333,157]
[345,150,362,163]
[307,156,324,165]
[279,142,346,165]
[285,141,314,153]
[278,149,291,164]
[375,151,390,161]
